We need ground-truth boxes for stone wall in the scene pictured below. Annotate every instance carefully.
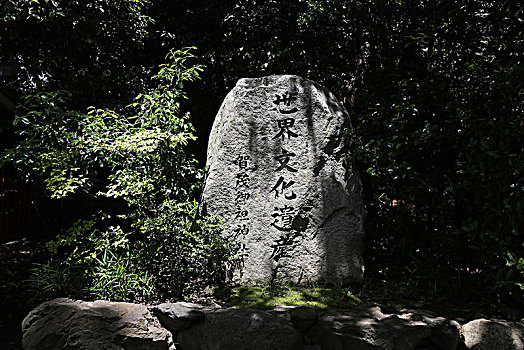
[21,299,524,350]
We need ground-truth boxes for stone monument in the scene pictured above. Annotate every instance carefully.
[202,75,364,284]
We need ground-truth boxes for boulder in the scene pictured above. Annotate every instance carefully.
[21,298,471,350]
[177,307,303,350]
[270,305,318,331]
[420,315,460,350]
[202,74,365,284]
[304,304,460,350]
[151,302,219,332]
[460,318,524,349]
[21,298,170,350]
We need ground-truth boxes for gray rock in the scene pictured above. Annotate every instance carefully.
[384,315,432,349]
[177,307,303,350]
[151,302,204,332]
[304,304,461,350]
[202,74,365,284]
[305,310,390,350]
[422,315,460,350]
[22,298,170,350]
[270,305,318,331]
[151,302,219,332]
[460,318,524,349]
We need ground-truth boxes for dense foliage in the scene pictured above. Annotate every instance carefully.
[3,48,240,302]
[152,0,523,306]
[350,1,523,304]
[0,0,152,108]
[1,0,522,308]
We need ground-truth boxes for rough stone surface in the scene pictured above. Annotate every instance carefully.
[202,74,365,283]
[151,302,212,332]
[460,318,524,350]
[176,307,303,350]
[28,299,520,350]
[420,315,460,350]
[304,304,460,350]
[21,298,170,350]
[270,305,318,332]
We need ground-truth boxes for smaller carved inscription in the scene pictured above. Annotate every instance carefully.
[235,191,250,205]
[235,155,250,170]
[234,208,249,221]
[233,224,249,238]
[235,172,250,188]
[231,154,252,258]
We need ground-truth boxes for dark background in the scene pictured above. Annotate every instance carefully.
[1,0,522,309]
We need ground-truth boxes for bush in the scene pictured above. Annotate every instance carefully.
[28,220,155,303]
[348,1,523,304]
[4,48,241,303]
[136,200,242,298]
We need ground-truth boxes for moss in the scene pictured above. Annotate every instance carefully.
[216,285,361,310]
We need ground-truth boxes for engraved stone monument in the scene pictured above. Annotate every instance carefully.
[202,75,364,283]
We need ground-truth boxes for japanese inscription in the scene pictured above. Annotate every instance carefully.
[268,90,309,262]
[273,118,298,140]
[203,75,366,284]
[275,148,297,172]
[271,205,295,231]
[273,92,298,114]
[270,176,296,199]
[232,154,251,240]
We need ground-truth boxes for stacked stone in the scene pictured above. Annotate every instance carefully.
[24,299,524,350]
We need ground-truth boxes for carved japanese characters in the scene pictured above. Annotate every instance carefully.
[202,75,365,283]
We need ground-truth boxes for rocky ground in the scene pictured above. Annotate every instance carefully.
[0,238,520,350]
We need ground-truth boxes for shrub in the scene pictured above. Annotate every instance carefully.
[4,48,241,303]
